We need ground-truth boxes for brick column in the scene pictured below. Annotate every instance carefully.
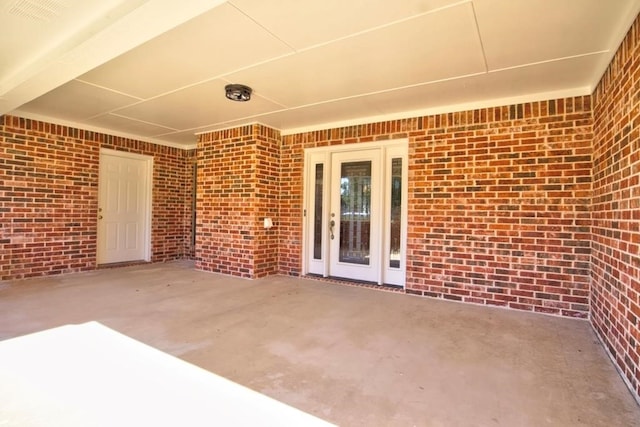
[196,124,280,278]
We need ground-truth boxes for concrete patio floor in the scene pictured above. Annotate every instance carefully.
[1,260,638,426]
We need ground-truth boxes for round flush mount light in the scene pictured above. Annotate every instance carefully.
[225,84,252,102]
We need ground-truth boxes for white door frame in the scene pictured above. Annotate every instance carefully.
[302,139,408,287]
[97,148,153,264]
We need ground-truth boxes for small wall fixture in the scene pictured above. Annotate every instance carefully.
[225,84,252,102]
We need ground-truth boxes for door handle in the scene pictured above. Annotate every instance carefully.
[98,215,103,220]
[329,219,335,240]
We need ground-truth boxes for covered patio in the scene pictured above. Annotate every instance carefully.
[1,261,637,426]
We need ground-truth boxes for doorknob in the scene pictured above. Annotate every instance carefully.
[329,219,335,240]
[98,215,103,220]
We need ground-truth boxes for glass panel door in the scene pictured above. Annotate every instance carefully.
[329,150,380,283]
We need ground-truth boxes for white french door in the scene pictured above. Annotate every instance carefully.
[303,140,407,286]
[97,149,152,264]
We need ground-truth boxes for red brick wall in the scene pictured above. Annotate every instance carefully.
[279,132,304,276]
[281,96,593,318]
[196,124,279,278]
[592,14,640,398]
[0,115,195,280]
[254,125,281,278]
[184,149,197,257]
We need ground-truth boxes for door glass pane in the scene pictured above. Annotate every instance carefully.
[339,161,371,265]
[389,158,402,268]
[313,163,323,260]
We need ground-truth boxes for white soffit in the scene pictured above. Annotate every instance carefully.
[0,0,227,112]
[474,0,625,70]
[0,0,147,93]
[113,79,285,130]
[4,0,640,149]
[225,3,485,107]
[374,53,605,115]
[77,3,294,99]
[85,113,177,137]
[16,79,140,121]
[228,0,464,50]
[207,96,388,134]
[152,130,199,146]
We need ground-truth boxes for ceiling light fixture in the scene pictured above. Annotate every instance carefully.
[225,84,252,102]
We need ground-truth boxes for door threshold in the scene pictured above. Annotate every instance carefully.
[304,274,404,293]
[97,260,149,269]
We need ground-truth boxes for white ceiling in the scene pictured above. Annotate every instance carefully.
[2,0,639,149]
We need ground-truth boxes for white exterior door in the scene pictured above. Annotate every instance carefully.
[97,149,152,264]
[329,149,381,282]
[303,140,407,287]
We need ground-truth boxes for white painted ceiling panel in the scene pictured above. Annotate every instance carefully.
[217,96,387,133]
[0,0,146,91]
[226,3,485,106]
[114,79,285,130]
[153,130,199,146]
[228,0,463,50]
[85,113,177,137]
[0,0,229,115]
[77,3,294,99]
[17,79,140,121]
[3,0,639,148]
[474,0,633,70]
[371,53,606,116]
